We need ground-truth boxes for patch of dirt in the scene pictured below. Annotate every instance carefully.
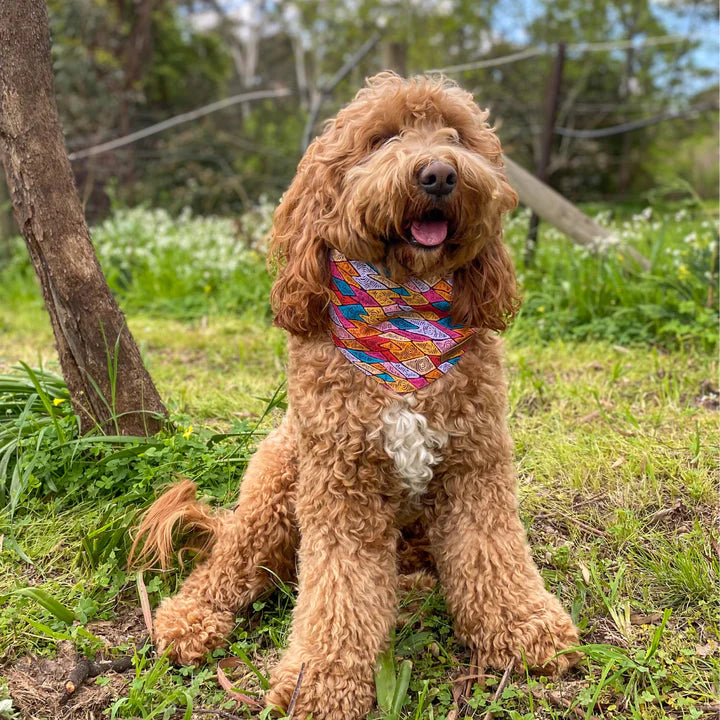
[512,393,548,416]
[695,379,719,410]
[6,608,146,719]
[86,605,148,649]
[645,498,693,529]
[584,617,629,649]
[6,642,130,720]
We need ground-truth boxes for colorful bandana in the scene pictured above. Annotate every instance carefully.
[328,250,477,393]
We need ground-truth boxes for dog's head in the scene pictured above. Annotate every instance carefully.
[270,72,519,336]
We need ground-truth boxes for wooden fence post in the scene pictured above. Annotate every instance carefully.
[525,41,565,267]
[301,34,381,152]
[381,41,407,76]
[506,157,650,270]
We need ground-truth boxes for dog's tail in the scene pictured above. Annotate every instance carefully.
[128,478,223,570]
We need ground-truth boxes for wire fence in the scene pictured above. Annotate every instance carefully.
[66,32,717,165]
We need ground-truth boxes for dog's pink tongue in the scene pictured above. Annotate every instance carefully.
[411,219,448,247]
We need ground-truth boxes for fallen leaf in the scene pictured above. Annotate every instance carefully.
[650,500,684,522]
[217,658,263,709]
[610,456,626,469]
[695,641,717,657]
[630,612,663,625]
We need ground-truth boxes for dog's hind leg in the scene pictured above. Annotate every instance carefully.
[152,418,299,666]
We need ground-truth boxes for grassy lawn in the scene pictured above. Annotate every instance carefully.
[0,205,718,719]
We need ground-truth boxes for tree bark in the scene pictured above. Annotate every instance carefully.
[0,0,167,436]
[0,174,12,250]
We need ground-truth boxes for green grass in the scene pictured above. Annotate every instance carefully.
[0,203,718,719]
[503,204,718,350]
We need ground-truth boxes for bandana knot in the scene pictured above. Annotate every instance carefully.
[328,250,476,393]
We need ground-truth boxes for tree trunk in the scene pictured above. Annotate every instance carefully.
[0,174,12,251]
[0,0,167,436]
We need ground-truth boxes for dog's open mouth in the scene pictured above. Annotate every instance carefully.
[408,210,450,249]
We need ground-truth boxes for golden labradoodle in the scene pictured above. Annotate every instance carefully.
[132,73,580,719]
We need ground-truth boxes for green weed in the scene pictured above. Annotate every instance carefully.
[109,646,194,719]
[375,645,414,720]
[633,526,720,610]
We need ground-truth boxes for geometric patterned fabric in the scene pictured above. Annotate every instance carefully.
[328,249,477,394]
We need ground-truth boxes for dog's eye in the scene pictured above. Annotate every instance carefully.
[369,133,399,150]
[446,129,462,145]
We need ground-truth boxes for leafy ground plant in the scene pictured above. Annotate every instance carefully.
[505,203,718,349]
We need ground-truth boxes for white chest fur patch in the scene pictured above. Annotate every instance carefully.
[381,398,448,497]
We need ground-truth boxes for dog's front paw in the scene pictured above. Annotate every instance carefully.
[153,595,235,666]
[266,652,375,720]
[476,598,581,676]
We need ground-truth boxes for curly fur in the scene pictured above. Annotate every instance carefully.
[270,73,519,336]
[128,479,222,570]
[132,73,579,720]
[380,397,447,497]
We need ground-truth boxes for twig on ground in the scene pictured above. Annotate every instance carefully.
[482,662,513,720]
[136,571,154,638]
[286,662,306,718]
[610,427,637,438]
[571,492,607,509]
[192,710,245,720]
[62,656,133,701]
[698,701,720,714]
[453,673,483,684]
[531,687,602,719]
[555,510,610,539]
[463,650,485,698]
[629,611,663,625]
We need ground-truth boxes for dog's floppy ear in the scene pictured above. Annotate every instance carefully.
[452,233,520,332]
[269,140,334,337]
[452,157,520,332]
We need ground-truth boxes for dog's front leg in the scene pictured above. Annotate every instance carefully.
[265,432,398,720]
[429,444,581,675]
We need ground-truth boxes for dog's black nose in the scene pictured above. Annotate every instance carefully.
[418,161,457,197]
